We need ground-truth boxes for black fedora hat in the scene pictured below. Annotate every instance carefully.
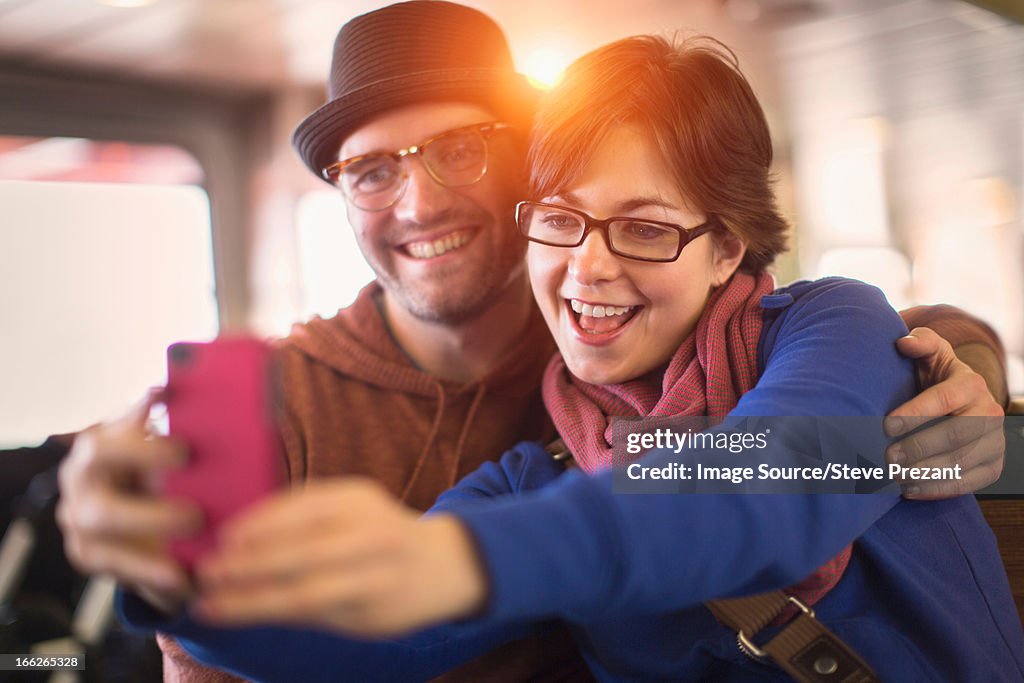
[292,1,539,182]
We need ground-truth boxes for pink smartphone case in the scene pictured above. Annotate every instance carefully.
[163,336,284,569]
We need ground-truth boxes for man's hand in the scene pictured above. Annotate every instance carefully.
[56,390,203,614]
[193,479,487,638]
[886,327,1005,499]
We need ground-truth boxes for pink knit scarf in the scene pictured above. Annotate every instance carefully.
[541,270,851,612]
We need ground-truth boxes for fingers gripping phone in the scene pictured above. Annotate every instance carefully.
[163,337,285,569]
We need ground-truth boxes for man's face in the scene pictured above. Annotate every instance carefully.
[338,102,527,325]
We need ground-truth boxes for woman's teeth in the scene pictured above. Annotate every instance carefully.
[569,299,639,334]
[406,231,471,259]
[569,299,635,318]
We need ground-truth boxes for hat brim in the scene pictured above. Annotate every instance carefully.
[292,68,538,182]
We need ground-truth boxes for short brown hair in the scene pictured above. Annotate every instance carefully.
[528,35,788,272]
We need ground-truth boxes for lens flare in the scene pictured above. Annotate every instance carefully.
[523,47,570,90]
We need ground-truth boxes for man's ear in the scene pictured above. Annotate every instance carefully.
[710,229,747,287]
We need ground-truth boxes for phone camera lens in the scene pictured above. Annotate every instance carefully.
[169,344,193,365]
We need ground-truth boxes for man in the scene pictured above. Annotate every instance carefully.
[56,2,1007,681]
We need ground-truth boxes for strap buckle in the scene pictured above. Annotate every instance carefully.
[736,595,814,659]
[544,438,573,462]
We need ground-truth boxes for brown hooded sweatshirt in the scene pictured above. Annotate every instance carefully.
[158,281,590,682]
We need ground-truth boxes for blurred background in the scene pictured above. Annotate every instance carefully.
[0,0,1021,447]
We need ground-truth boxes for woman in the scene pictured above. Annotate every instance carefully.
[123,36,1024,681]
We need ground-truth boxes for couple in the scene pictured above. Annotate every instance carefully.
[59,2,1019,682]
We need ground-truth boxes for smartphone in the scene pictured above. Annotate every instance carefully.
[162,336,285,569]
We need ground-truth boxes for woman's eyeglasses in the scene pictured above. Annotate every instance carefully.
[322,122,511,211]
[515,201,717,263]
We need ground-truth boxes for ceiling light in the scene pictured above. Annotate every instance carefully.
[97,0,158,8]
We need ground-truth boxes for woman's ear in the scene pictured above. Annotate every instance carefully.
[710,230,746,287]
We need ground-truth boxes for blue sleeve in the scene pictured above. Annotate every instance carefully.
[117,588,549,683]
[450,279,917,624]
[735,278,913,417]
[431,441,567,513]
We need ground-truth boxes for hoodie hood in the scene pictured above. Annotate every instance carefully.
[277,280,556,504]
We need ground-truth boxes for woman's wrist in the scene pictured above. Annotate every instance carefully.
[417,515,488,622]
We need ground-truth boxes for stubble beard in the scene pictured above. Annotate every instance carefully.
[370,227,525,326]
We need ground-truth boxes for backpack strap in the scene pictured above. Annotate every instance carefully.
[707,591,879,683]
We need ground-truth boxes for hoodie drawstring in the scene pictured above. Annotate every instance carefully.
[399,380,490,501]
[450,382,488,488]
[399,382,447,503]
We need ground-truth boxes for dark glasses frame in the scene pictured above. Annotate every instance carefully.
[515,200,718,263]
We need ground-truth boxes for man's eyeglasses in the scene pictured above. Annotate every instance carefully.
[323,122,512,211]
[515,201,717,263]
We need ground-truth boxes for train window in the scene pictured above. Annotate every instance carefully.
[779,3,1024,395]
[0,136,218,447]
[815,247,913,311]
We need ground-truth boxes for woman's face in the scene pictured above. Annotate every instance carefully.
[528,123,745,385]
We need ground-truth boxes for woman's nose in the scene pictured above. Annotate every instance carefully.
[391,158,456,224]
[568,229,622,285]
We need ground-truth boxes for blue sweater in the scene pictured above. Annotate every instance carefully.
[120,278,1024,681]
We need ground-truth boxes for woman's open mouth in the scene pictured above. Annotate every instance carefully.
[566,298,641,339]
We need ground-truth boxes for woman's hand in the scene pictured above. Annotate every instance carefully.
[886,327,1005,499]
[193,479,488,638]
[56,390,202,614]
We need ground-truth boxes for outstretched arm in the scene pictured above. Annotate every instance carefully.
[117,448,564,683]
[120,581,548,683]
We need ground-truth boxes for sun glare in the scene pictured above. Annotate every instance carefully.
[523,47,570,90]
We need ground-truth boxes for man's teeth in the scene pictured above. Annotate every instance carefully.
[406,231,470,259]
[569,299,635,318]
